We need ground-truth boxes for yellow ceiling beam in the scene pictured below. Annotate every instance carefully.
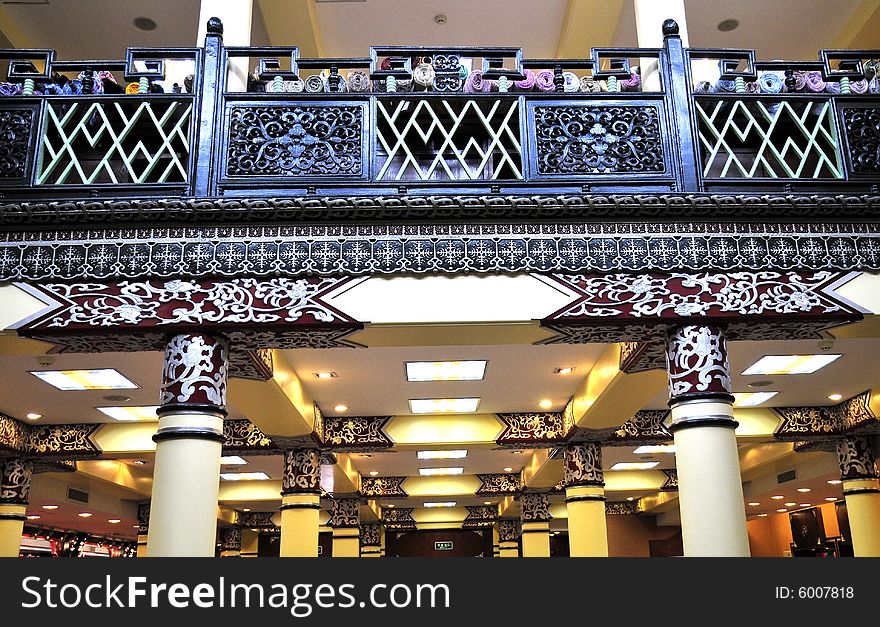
[384,414,504,446]
[397,475,482,497]
[572,343,668,431]
[218,479,282,502]
[256,0,324,56]
[833,0,880,48]
[74,459,153,496]
[556,0,625,58]
[328,452,360,494]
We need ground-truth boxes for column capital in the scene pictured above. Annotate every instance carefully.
[158,332,229,418]
[564,442,604,489]
[665,324,734,407]
[359,522,382,547]
[281,448,321,496]
[838,436,879,486]
[137,502,150,535]
[0,458,33,506]
[330,497,360,528]
[497,519,521,543]
[219,526,242,552]
[520,492,551,523]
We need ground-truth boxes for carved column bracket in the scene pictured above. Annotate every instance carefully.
[496,411,573,447]
[564,443,604,488]
[159,332,229,416]
[606,501,641,515]
[837,437,879,482]
[381,507,416,530]
[462,505,499,529]
[360,476,407,498]
[219,526,242,552]
[666,324,735,408]
[520,493,551,523]
[359,523,382,547]
[476,473,522,495]
[235,511,277,529]
[329,497,360,528]
[497,519,521,542]
[323,416,393,451]
[775,392,879,442]
[281,449,321,496]
[137,502,150,535]
[0,458,33,505]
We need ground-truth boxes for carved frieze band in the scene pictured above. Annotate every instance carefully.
[235,511,276,529]
[497,519,521,543]
[661,469,679,491]
[462,505,499,529]
[775,391,878,441]
[219,526,242,552]
[476,473,522,495]
[381,507,416,530]
[0,414,100,459]
[837,437,879,481]
[1,224,878,282]
[230,348,274,381]
[564,443,604,488]
[611,410,672,444]
[605,501,641,515]
[223,419,277,454]
[160,333,229,411]
[359,523,382,547]
[322,416,393,451]
[282,449,321,495]
[666,324,733,404]
[496,412,573,447]
[619,341,668,374]
[0,107,35,182]
[330,497,360,528]
[520,493,551,523]
[360,476,407,498]
[0,458,33,504]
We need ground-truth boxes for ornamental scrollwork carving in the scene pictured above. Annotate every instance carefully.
[520,493,551,523]
[227,105,363,177]
[533,105,665,175]
[619,341,668,373]
[837,391,876,431]
[220,526,242,552]
[773,407,836,438]
[330,497,360,528]
[496,412,570,446]
[564,443,604,488]
[282,449,321,494]
[229,348,273,381]
[160,333,229,408]
[0,458,33,504]
[497,519,521,542]
[235,511,276,529]
[661,469,679,491]
[665,325,732,400]
[360,476,407,498]
[605,501,640,515]
[381,507,416,530]
[613,410,672,444]
[476,473,522,495]
[0,108,33,180]
[837,437,878,481]
[0,414,29,453]
[137,503,150,534]
[223,419,276,453]
[25,424,100,458]
[313,403,325,446]
[359,523,382,546]
[322,416,393,450]
[462,505,498,529]
[843,107,880,174]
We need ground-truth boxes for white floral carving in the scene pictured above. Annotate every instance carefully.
[666,325,732,398]
[160,334,228,406]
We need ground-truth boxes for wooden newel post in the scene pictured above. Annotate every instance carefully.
[193,17,224,198]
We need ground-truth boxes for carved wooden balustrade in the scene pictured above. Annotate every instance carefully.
[1,19,880,224]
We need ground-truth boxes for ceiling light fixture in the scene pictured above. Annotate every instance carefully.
[424,501,456,507]
[784,502,796,507]
[827,479,842,485]
[369,471,379,476]
[313,372,338,379]
[503,467,514,472]
[626,497,635,502]
[26,515,40,520]
[220,472,271,481]
[717,18,740,32]
[133,17,157,31]
[827,393,843,401]
[42,505,58,510]
[776,508,788,513]
[796,488,811,493]
[409,398,480,414]
[78,512,93,518]
[633,445,677,455]
[748,502,761,506]
[108,519,121,524]
[385,504,395,508]
[771,495,785,500]
[359,454,372,458]
[242,508,251,512]
[799,504,811,508]
[554,367,575,375]
[483,501,492,505]
[741,354,841,376]
[405,361,487,382]
[610,461,660,471]
[733,392,778,407]
[26,413,42,420]
[417,450,467,460]
[131,460,146,466]
[96,406,159,421]
[538,400,553,409]
[333,405,349,413]
[418,467,463,476]
[219,456,248,465]
[824,497,837,502]
[758,513,768,517]
[31,369,139,391]
[511,450,523,455]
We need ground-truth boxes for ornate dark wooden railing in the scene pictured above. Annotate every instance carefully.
[1,18,880,216]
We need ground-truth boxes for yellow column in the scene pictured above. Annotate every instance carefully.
[331,497,361,558]
[564,443,609,557]
[520,493,551,557]
[279,449,322,557]
[147,333,227,557]
[838,437,880,557]
[0,459,33,557]
[240,528,259,558]
[497,519,520,557]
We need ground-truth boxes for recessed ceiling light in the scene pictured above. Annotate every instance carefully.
[748,502,761,506]
[771,495,785,500]
[784,502,796,507]
[554,367,575,375]
[824,497,837,502]
[313,372,338,379]
[417,450,467,460]
[220,456,248,465]
[409,398,480,414]
[503,467,514,472]
[827,479,842,485]
[827,393,843,401]
[102,394,131,402]
[797,488,811,493]
[78,512,93,518]
[419,467,463,476]
[799,504,811,508]
[633,445,676,455]
[424,501,456,508]
[41,505,58,510]
[626,497,635,501]
[733,392,778,407]
[483,501,491,505]
[31,369,139,390]
[369,471,379,476]
[741,355,841,376]
[512,450,523,455]
[717,18,740,32]
[26,515,40,520]
[747,380,774,388]
[610,461,660,471]
[359,454,372,458]
[242,508,251,512]
[538,400,553,409]
[385,504,395,508]
[220,472,271,481]
[758,513,768,517]
[131,460,146,466]
[97,406,160,421]
[334,405,349,413]
[133,17,157,31]
[405,361,487,382]
[108,519,121,524]
[776,508,788,513]
[26,413,42,420]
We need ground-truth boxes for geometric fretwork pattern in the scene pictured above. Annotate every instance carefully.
[376,98,523,180]
[38,100,192,185]
[696,98,842,179]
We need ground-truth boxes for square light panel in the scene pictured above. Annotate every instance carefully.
[418,467,464,476]
[741,355,841,375]
[733,392,779,407]
[96,406,159,421]
[405,361,487,382]
[220,472,270,481]
[32,369,139,390]
[423,502,457,508]
[633,445,677,455]
[220,456,248,465]
[409,398,480,414]
[417,450,468,460]
[610,462,660,471]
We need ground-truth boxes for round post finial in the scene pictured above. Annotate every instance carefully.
[662,19,679,37]
[207,17,223,35]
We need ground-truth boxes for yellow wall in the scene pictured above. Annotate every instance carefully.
[747,503,842,557]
